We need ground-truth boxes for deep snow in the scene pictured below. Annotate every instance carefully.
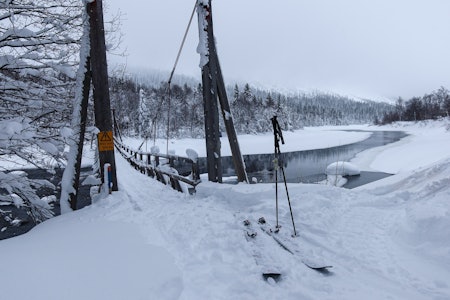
[1,120,450,300]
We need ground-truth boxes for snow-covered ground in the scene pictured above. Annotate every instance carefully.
[1,119,450,300]
[123,128,372,157]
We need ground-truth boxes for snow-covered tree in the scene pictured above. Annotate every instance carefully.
[110,75,393,137]
[1,0,83,108]
[1,0,84,221]
[138,88,152,138]
[395,97,405,121]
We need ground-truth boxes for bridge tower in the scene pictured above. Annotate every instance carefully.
[196,0,248,183]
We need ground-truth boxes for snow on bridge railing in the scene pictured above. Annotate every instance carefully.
[114,139,201,194]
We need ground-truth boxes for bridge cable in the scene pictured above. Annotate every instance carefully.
[166,1,197,155]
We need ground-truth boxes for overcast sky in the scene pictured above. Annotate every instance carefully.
[105,0,450,100]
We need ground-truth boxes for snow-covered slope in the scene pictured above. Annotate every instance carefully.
[1,120,449,299]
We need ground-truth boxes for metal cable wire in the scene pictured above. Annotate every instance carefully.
[166,0,197,154]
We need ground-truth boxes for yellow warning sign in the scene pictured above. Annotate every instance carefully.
[98,131,114,152]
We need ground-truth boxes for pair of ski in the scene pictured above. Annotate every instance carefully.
[243,216,332,282]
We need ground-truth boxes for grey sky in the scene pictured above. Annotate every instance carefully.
[105,0,450,100]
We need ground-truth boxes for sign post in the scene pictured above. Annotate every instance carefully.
[103,163,112,194]
[98,131,114,194]
[88,0,118,191]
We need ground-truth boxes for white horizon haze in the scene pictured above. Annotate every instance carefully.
[105,0,450,101]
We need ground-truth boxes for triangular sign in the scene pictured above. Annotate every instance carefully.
[100,131,112,142]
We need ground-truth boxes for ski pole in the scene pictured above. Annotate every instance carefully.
[280,165,297,236]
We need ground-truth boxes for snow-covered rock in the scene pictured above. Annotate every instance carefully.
[325,174,348,187]
[82,175,102,186]
[185,148,199,163]
[326,161,361,176]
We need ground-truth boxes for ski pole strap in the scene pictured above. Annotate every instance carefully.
[273,158,279,170]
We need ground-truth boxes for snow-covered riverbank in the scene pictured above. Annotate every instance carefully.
[1,119,450,300]
[123,128,372,156]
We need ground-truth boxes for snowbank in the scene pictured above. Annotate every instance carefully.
[0,197,182,300]
[326,161,360,176]
[324,161,360,187]
[2,120,450,299]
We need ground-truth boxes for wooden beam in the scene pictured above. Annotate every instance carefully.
[214,54,248,183]
[69,55,91,210]
[197,0,222,182]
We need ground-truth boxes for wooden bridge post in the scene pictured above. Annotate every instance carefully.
[88,0,118,191]
[197,0,222,183]
[196,0,248,183]
[192,161,200,181]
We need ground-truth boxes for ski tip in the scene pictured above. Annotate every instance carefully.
[262,272,282,282]
[305,264,333,275]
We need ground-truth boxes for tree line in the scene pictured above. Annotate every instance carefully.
[110,77,392,138]
[377,87,450,124]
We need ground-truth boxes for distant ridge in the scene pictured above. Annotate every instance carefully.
[112,67,393,105]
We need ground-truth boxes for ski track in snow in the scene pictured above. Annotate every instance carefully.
[113,150,450,299]
[114,156,335,299]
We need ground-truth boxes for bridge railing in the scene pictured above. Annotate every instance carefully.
[114,140,201,194]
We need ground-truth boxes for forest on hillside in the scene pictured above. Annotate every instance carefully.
[109,75,392,139]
